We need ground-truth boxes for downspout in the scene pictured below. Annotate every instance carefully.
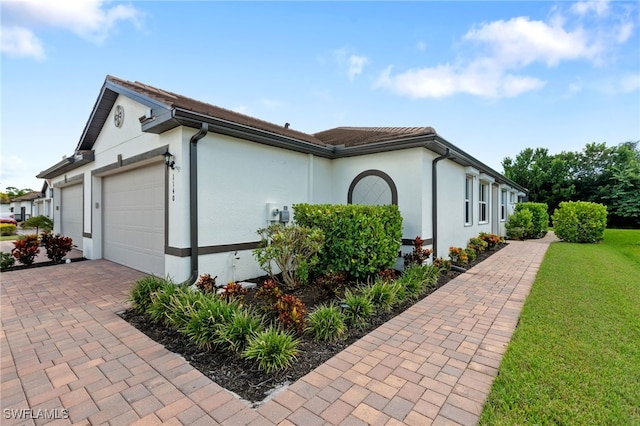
[431,148,451,258]
[188,123,209,284]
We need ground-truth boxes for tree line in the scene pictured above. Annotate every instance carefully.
[502,141,640,228]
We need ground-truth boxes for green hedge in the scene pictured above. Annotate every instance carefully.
[552,201,607,243]
[514,202,549,238]
[293,203,402,279]
[0,224,17,236]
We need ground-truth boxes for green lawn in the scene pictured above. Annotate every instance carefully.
[0,235,18,241]
[480,229,640,425]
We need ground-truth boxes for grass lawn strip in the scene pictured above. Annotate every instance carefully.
[480,229,640,425]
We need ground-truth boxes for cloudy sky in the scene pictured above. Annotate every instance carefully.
[1,0,638,191]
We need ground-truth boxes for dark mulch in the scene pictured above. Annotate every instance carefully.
[1,256,87,272]
[120,246,504,405]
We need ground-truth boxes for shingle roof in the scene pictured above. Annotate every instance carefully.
[313,126,436,147]
[10,191,42,202]
[106,75,326,147]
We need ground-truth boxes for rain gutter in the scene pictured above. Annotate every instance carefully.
[188,123,209,284]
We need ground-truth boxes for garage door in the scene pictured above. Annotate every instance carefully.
[103,163,165,275]
[61,184,83,250]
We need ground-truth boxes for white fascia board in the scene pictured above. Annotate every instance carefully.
[464,166,480,176]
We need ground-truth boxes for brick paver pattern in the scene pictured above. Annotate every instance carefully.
[1,235,555,425]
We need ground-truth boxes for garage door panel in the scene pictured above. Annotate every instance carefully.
[61,184,83,250]
[103,164,164,276]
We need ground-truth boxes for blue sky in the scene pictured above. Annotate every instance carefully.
[2,0,639,192]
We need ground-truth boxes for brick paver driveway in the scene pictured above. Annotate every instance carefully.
[1,235,555,425]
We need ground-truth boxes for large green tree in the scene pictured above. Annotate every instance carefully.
[503,141,640,228]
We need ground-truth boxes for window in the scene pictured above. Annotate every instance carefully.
[479,182,488,223]
[500,189,507,221]
[510,192,515,204]
[348,170,398,205]
[464,176,473,225]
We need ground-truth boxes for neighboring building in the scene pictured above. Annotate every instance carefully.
[9,191,43,222]
[33,181,53,219]
[0,198,10,215]
[37,75,526,281]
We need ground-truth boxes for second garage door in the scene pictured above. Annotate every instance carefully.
[103,163,165,276]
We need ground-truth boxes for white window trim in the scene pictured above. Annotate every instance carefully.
[500,189,508,222]
[479,181,489,224]
[464,175,473,226]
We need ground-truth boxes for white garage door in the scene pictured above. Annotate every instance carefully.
[61,184,83,250]
[103,163,165,275]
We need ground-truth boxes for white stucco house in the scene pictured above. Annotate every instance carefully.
[9,191,44,222]
[37,75,526,282]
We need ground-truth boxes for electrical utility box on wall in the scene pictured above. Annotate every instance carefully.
[265,203,291,224]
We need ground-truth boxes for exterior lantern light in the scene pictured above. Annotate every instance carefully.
[163,149,176,170]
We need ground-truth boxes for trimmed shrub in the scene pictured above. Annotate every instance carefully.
[552,201,608,243]
[514,202,549,238]
[464,247,477,262]
[505,209,533,240]
[293,203,403,279]
[342,290,373,329]
[11,234,40,266]
[130,275,168,313]
[1,252,15,269]
[306,303,346,342]
[255,279,283,316]
[243,327,299,373]
[253,223,324,289]
[40,232,73,263]
[0,224,17,236]
[432,257,452,271]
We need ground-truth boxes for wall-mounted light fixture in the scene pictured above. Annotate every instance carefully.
[163,149,176,170]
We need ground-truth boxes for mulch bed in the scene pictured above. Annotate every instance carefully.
[120,246,504,405]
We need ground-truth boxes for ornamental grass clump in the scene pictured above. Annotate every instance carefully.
[342,290,373,330]
[182,297,241,350]
[215,309,264,352]
[147,282,183,325]
[362,280,398,312]
[243,327,299,373]
[130,275,169,313]
[165,287,206,330]
[397,264,439,300]
[306,303,346,342]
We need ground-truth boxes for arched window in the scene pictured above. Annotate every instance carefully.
[348,170,398,205]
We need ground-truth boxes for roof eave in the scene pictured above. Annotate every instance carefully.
[171,108,336,158]
[37,151,95,179]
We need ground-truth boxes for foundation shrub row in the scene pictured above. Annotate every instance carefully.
[1,232,74,269]
[449,232,506,267]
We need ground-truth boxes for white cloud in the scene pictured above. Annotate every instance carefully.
[1,0,143,59]
[0,27,45,60]
[233,105,249,115]
[375,62,546,99]
[377,1,635,99]
[331,48,369,80]
[571,0,610,17]
[618,74,640,93]
[464,17,599,67]
[348,55,369,81]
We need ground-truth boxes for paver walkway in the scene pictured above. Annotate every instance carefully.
[1,234,556,425]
